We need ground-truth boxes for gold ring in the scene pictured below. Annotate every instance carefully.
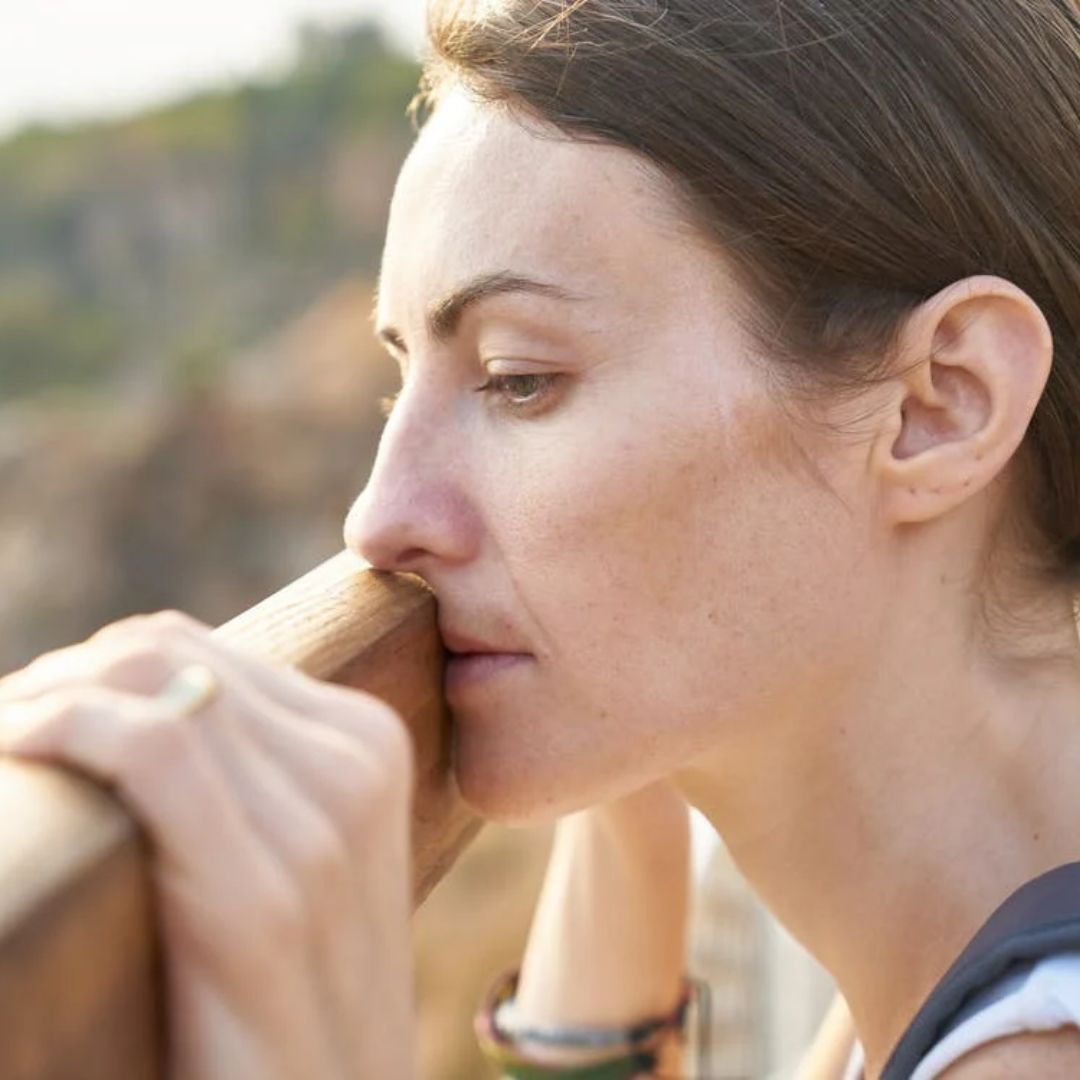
[155,664,220,718]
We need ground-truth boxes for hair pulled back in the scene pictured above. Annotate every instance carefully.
[420,0,1080,591]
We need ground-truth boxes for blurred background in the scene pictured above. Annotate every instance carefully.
[0,3,834,1075]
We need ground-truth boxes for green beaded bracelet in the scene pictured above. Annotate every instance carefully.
[474,969,696,1079]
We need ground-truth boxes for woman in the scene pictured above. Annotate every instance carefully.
[4,0,1080,1076]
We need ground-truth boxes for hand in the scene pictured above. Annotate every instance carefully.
[0,610,416,1080]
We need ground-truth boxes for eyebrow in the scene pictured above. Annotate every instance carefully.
[374,271,586,352]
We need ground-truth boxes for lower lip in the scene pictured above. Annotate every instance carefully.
[445,652,532,694]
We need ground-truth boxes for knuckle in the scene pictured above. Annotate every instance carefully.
[355,695,414,769]
[20,643,83,683]
[95,644,173,688]
[89,613,156,643]
[255,870,309,945]
[15,638,173,698]
[88,613,165,643]
[38,692,80,733]
[333,725,413,823]
[289,820,351,897]
[141,609,204,637]
[93,609,205,645]
[345,756,406,824]
[316,740,377,813]
[304,743,385,833]
[316,690,414,784]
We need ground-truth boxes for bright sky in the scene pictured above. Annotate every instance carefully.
[0,1,426,139]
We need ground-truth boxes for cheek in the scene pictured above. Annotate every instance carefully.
[499,394,757,689]
[523,394,764,603]
[507,391,858,730]
[456,375,871,821]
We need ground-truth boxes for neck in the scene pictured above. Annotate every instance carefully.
[676,586,1080,1079]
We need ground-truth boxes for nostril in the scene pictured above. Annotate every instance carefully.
[344,499,429,573]
[395,547,431,569]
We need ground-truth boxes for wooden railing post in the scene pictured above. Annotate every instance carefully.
[0,551,481,1079]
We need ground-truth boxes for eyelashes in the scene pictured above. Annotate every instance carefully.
[378,373,561,420]
[474,372,559,410]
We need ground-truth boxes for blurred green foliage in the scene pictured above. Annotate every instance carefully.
[0,21,419,402]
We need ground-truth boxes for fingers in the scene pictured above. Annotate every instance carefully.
[0,608,414,907]
[0,684,295,956]
[0,631,175,701]
[166,689,371,1071]
[0,611,416,1076]
[0,610,414,850]
[0,681,360,1077]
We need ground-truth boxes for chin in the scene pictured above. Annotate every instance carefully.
[451,728,584,826]
[454,752,562,825]
[451,723,633,825]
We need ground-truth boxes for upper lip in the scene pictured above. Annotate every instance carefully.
[439,626,527,656]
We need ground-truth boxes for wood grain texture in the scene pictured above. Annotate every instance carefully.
[0,551,481,1079]
[216,550,482,904]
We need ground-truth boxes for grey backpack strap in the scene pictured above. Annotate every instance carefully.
[881,861,1080,1079]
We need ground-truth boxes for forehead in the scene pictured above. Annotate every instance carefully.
[377,89,711,318]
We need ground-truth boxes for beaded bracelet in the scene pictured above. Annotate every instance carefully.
[474,969,710,1079]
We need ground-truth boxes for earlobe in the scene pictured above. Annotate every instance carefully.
[873,275,1053,527]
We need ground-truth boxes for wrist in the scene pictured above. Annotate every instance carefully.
[475,968,698,1078]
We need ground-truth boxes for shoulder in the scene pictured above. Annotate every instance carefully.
[936,1026,1080,1079]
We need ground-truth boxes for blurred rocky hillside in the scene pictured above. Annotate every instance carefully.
[0,20,416,404]
[0,276,398,670]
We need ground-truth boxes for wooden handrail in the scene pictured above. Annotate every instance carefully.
[0,550,481,1079]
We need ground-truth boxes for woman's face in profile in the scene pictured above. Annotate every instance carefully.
[346,88,880,822]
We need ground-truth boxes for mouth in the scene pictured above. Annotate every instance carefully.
[443,650,533,696]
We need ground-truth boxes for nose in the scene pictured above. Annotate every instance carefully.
[344,394,477,574]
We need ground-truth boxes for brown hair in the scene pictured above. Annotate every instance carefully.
[419,0,1080,594]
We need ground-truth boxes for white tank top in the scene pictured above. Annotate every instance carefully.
[842,951,1080,1079]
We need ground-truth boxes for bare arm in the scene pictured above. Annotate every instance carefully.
[503,781,692,1075]
[503,785,858,1080]
[794,991,857,1080]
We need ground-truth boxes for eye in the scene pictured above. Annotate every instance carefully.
[475,372,560,413]
[377,372,562,421]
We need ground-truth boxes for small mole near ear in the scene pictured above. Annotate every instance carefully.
[908,487,917,496]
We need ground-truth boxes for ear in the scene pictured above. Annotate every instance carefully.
[871,275,1053,527]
